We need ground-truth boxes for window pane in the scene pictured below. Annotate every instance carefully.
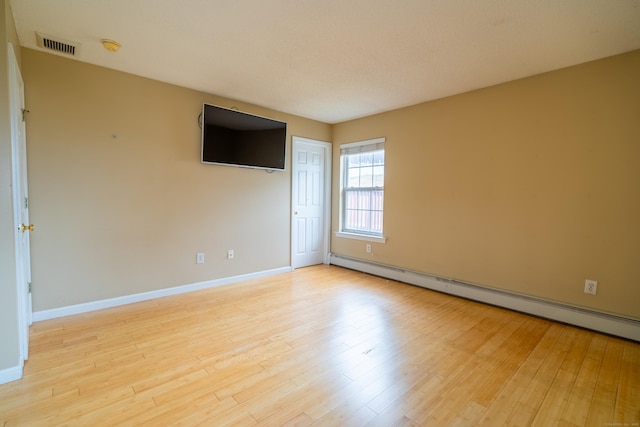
[373,150,384,165]
[359,166,373,187]
[348,153,362,168]
[373,165,384,187]
[371,210,383,233]
[347,172,360,188]
[372,190,383,210]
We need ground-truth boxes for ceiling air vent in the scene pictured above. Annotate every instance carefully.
[36,32,80,56]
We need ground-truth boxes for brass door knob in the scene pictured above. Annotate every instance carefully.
[19,224,34,232]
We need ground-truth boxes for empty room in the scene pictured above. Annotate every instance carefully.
[1,0,639,425]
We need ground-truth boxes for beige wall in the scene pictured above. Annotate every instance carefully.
[22,48,331,311]
[17,43,640,321]
[331,49,640,319]
[0,0,21,371]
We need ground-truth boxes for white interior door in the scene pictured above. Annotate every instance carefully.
[9,43,32,361]
[292,137,331,269]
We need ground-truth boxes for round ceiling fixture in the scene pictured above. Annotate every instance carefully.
[101,39,121,52]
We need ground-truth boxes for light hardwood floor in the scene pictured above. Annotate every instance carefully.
[1,265,639,426]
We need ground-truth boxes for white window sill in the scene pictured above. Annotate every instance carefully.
[335,232,387,243]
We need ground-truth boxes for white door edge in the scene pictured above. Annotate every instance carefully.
[8,43,31,362]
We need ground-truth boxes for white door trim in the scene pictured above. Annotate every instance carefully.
[291,136,332,268]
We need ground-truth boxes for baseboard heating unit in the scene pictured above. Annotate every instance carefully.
[328,254,640,342]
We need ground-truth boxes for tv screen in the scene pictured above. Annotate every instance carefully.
[201,104,287,171]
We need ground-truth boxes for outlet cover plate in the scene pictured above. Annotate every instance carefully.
[584,280,598,295]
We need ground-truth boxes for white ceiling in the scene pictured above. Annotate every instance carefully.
[10,0,640,124]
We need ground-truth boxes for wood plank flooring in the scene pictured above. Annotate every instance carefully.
[1,265,638,426]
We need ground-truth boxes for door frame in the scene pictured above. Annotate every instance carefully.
[291,136,332,269]
[8,43,31,363]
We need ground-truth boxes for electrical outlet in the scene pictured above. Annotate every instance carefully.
[196,253,205,264]
[366,244,372,253]
[584,280,598,295]
[227,249,234,260]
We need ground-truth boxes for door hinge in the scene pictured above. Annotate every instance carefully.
[21,108,30,122]
[28,283,32,293]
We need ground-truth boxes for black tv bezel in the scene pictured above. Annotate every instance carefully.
[201,103,287,172]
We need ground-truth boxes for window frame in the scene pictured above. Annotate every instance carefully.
[336,137,387,243]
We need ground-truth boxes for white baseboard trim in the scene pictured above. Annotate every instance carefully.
[329,254,640,342]
[32,266,293,322]
[0,363,23,385]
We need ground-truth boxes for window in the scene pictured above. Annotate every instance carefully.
[339,137,385,240]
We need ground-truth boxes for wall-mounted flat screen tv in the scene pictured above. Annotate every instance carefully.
[201,104,287,171]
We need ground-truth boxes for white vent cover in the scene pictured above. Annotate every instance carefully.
[36,32,80,56]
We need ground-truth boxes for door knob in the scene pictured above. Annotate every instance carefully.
[19,224,34,232]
